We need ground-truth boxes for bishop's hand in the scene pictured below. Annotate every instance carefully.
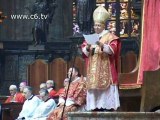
[86,44,91,51]
[96,41,103,48]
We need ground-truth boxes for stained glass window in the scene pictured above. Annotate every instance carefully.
[72,0,141,42]
[96,0,141,39]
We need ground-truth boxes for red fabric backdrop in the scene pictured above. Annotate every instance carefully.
[137,0,160,84]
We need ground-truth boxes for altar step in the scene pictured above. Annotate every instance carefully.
[68,112,160,120]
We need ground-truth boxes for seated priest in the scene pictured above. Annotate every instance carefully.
[46,80,57,98]
[5,85,25,103]
[31,89,56,120]
[47,67,86,120]
[55,78,69,97]
[17,86,41,120]
[40,83,47,89]
[19,81,27,93]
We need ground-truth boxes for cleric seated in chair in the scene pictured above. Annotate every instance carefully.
[5,85,25,103]
[31,89,56,119]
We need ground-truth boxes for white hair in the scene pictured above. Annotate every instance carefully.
[40,83,47,89]
[46,80,54,85]
[9,85,17,90]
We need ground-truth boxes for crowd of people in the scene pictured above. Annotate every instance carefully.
[3,6,121,120]
[5,67,86,120]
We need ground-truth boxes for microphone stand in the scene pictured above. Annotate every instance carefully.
[60,36,83,120]
[0,103,1,120]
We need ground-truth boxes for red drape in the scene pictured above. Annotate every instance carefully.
[137,0,160,84]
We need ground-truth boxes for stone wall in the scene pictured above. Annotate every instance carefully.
[0,0,72,42]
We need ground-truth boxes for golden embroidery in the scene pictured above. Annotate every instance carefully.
[86,32,116,90]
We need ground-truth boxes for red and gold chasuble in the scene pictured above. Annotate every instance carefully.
[60,77,86,106]
[47,77,86,120]
[86,32,119,90]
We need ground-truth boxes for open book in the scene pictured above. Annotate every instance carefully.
[83,33,99,45]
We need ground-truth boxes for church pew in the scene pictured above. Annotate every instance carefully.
[118,51,141,111]
[118,51,139,89]
[1,103,23,120]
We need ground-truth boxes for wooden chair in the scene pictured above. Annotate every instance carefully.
[1,103,23,120]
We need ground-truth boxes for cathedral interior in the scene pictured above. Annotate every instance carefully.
[0,0,160,119]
